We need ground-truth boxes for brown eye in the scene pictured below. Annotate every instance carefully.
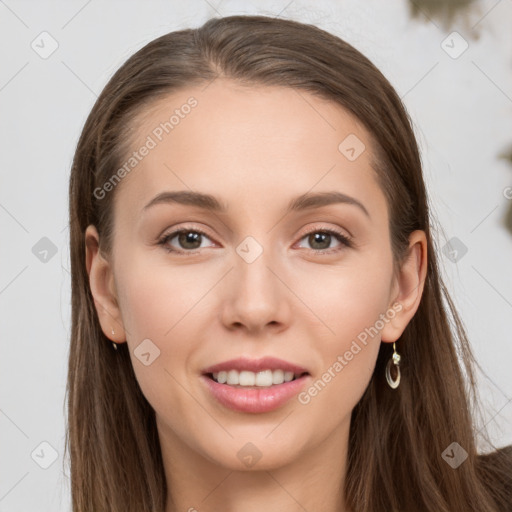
[307,232,332,250]
[176,231,202,250]
[158,228,215,254]
[297,228,352,254]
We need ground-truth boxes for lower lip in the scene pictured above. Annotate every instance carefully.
[200,374,311,413]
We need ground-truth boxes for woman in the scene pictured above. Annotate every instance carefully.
[65,14,511,512]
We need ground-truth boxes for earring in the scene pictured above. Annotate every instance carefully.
[385,342,401,389]
[111,328,118,351]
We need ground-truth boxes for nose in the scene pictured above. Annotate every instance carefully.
[219,245,292,335]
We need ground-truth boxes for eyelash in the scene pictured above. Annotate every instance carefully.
[157,225,353,256]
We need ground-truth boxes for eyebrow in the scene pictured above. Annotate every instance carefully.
[142,190,370,218]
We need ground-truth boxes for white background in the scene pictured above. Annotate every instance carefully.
[1,0,511,510]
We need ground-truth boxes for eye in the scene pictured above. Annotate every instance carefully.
[296,228,353,254]
[158,227,216,254]
[157,225,353,255]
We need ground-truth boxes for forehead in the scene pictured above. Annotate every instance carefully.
[112,79,386,221]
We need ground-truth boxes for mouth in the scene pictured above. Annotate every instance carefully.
[200,371,312,413]
[199,356,312,412]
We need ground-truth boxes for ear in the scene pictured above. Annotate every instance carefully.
[381,229,428,343]
[85,224,126,344]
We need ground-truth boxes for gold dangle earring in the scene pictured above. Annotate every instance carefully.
[385,342,401,389]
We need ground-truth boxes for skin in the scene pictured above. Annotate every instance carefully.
[85,79,427,512]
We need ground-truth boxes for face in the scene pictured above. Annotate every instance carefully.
[87,78,417,473]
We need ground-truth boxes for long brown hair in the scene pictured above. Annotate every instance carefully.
[65,14,511,511]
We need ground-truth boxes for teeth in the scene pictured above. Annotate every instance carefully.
[211,369,301,387]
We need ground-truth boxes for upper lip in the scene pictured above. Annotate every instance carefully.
[202,356,310,375]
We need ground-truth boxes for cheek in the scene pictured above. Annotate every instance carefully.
[296,342,379,438]
[112,260,219,439]
[295,278,385,431]
[112,254,210,392]
[294,248,393,343]
[115,252,213,340]
[292,254,392,417]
